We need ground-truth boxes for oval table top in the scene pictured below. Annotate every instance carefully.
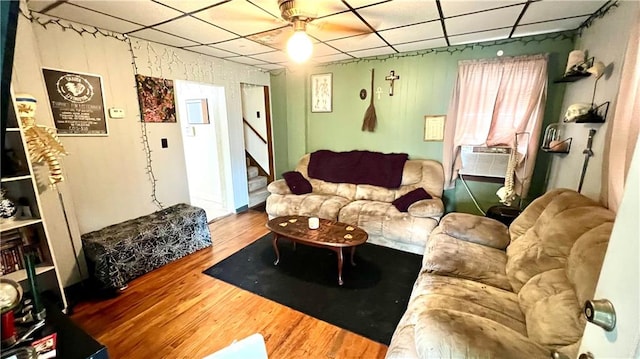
[266,215,368,248]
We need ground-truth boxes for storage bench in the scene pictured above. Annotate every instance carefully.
[81,203,212,290]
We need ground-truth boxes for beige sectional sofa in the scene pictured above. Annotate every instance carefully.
[386,188,615,359]
[266,154,445,254]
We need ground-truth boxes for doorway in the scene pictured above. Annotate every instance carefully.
[175,80,233,221]
[241,83,274,208]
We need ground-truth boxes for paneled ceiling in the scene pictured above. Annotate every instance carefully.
[26,0,610,71]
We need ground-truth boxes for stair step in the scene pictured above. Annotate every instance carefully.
[248,175,267,192]
[247,166,259,179]
[248,187,269,208]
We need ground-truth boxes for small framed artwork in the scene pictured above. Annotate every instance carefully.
[424,115,445,141]
[185,99,210,124]
[311,73,332,113]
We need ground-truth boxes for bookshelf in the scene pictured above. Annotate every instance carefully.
[1,92,68,310]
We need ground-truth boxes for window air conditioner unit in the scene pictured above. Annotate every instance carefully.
[459,145,512,178]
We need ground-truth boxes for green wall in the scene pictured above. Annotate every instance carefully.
[270,34,574,214]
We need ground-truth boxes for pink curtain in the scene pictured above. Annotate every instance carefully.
[601,17,640,213]
[443,54,548,198]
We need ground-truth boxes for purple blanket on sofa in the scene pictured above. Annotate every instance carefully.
[308,150,409,188]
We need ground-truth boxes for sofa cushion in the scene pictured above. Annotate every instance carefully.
[392,188,432,212]
[282,171,312,195]
[339,200,438,249]
[266,193,351,220]
[413,309,549,359]
[423,230,512,291]
[407,198,444,218]
[438,213,510,249]
[518,269,584,349]
[506,191,616,292]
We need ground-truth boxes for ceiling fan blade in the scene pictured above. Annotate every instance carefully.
[309,20,372,35]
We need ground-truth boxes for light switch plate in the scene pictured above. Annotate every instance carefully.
[108,108,125,118]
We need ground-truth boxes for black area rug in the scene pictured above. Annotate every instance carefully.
[203,234,422,345]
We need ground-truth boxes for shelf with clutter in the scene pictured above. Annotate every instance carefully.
[541,123,572,154]
[556,50,611,124]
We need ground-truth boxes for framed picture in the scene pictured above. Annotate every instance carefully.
[424,115,445,141]
[135,74,177,123]
[42,68,108,136]
[311,73,332,113]
[185,99,209,124]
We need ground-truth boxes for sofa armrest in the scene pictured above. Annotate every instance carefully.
[408,197,444,218]
[267,179,292,195]
[439,213,510,250]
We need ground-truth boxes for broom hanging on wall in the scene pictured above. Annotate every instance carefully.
[361,69,377,132]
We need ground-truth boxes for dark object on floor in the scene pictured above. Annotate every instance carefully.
[82,203,212,290]
[203,234,421,345]
[486,205,522,226]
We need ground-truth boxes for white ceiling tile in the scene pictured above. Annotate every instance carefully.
[306,11,372,41]
[348,46,396,58]
[440,1,523,18]
[213,38,277,55]
[247,27,292,50]
[379,21,442,44]
[154,16,236,44]
[227,56,268,65]
[394,37,448,52]
[69,0,183,26]
[258,63,285,70]
[193,1,285,36]
[520,1,605,24]
[325,33,386,52]
[250,51,291,63]
[449,28,511,45]
[512,16,590,37]
[46,3,143,33]
[313,43,341,57]
[129,28,199,47]
[185,45,238,58]
[354,0,440,31]
[313,53,353,64]
[445,5,524,35]
[154,0,224,13]
[27,0,58,12]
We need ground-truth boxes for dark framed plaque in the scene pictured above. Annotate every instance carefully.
[42,68,108,136]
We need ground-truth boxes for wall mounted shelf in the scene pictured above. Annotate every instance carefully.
[553,57,594,83]
[541,137,572,154]
[575,102,610,123]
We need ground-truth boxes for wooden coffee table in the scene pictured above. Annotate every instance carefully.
[266,215,368,285]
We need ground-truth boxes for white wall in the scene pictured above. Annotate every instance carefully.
[546,1,639,199]
[11,7,269,285]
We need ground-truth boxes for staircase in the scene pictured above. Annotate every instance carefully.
[247,165,269,208]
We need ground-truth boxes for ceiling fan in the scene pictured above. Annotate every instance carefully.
[249,0,372,63]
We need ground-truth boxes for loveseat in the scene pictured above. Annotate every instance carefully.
[386,189,615,358]
[266,152,445,254]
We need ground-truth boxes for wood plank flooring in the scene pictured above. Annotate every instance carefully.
[71,210,388,358]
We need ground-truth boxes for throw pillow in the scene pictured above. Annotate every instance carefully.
[282,171,312,195]
[392,188,432,212]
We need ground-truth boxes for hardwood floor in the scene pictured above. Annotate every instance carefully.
[71,210,388,358]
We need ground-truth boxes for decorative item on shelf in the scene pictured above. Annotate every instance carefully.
[0,189,18,223]
[562,60,610,123]
[0,278,23,346]
[555,50,594,83]
[541,123,572,153]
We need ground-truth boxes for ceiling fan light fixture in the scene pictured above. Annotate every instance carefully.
[287,29,312,63]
